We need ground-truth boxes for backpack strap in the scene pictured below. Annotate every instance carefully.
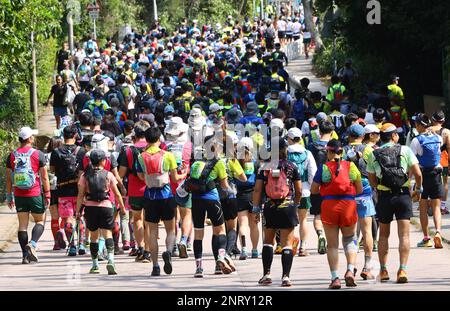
[200,158,219,181]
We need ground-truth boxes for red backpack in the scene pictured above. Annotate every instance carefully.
[264,169,290,200]
[319,161,356,197]
[389,107,403,128]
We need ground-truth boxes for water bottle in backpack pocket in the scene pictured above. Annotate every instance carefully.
[13,149,37,190]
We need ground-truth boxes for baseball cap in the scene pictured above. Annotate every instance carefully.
[287,127,302,140]
[19,127,38,140]
[316,112,328,123]
[90,149,106,166]
[432,110,445,123]
[270,118,284,129]
[380,123,397,133]
[349,124,365,137]
[364,124,380,134]
[164,105,175,115]
[209,103,224,113]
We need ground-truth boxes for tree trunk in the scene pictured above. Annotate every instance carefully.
[303,0,323,51]
[239,0,247,17]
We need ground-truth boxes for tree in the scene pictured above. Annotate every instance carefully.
[303,0,323,50]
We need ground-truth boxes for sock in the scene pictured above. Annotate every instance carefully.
[18,231,29,258]
[211,235,219,260]
[98,237,106,254]
[196,259,202,268]
[90,242,99,266]
[316,229,324,237]
[112,222,120,247]
[281,248,294,277]
[64,223,74,247]
[78,220,85,245]
[300,240,307,250]
[217,234,227,259]
[399,264,407,271]
[120,212,130,242]
[194,239,203,259]
[364,256,372,269]
[262,244,274,275]
[30,223,44,247]
[180,235,188,245]
[187,236,192,245]
[380,264,387,271]
[424,235,430,241]
[331,270,339,280]
[105,238,115,264]
[165,231,176,253]
[51,219,59,240]
[241,235,246,248]
[347,263,355,272]
[226,229,237,254]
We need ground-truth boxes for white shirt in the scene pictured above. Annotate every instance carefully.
[286,22,293,33]
[277,20,287,31]
[292,22,302,34]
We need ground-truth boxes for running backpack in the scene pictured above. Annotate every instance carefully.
[126,145,146,176]
[310,141,328,167]
[416,134,441,168]
[330,85,344,104]
[55,146,81,183]
[85,168,110,202]
[344,144,367,178]
[141,150,169,188]
[12,149,37,190]
[106,91,121,106]
[184,159,218,195]
[373,144,408,191]
[288,150,309,182]
[292,99,306,123]
[265,27,275,39]
[330,114,346,136]
[264,168,290,200]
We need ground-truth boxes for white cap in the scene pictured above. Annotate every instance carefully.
[287,127,303,140]
[19,127,38,140]
[270,118,284,129]
[165,117,189,136]
[209,103,224,113]
[364,124,380,134]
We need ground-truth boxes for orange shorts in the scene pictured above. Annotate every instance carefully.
[321,199,357,228]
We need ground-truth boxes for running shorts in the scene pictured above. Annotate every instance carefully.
[192,199,224,229]
[263,200,299,229]
[129,196,145,211]
[356,195,376,218]
[143,197,176,223]
[422,168,444,200]
[297,197,312,210]
[375,189,412,224]
[84,206,114,231]
[15,196,46,214]
[221,198,238,221]
[321,199,358,228]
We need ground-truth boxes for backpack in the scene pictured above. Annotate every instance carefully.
[217,159,238,199]
[292,99,306,123]
[12,149,37,190]
[330,85,344,104]
[55,146,81,184]
[106,91,121,106]
[373,144,408,191]
[184,159,219,195]
[85,168,110,202]
[416,134,441,169]
[344,144,367,178]
[86,40,95,51]
[89,101,105,120]
[120,84,132,106]
[265,27,275,39]
[330,114,346,135]
[320,160,355,196]
[310,141,328,167]
[264,168,290,200]
[235,161,258,190]
[141,150,169,188]
[126,145,146,176]
[389,107,403,128]
[288,150,308,182]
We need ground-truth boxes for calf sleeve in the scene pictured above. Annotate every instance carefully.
[342,235,358,254]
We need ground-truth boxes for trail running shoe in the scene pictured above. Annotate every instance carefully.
[68,246,77,257]
[84,241,90,249]
[114,245,124,255]
[25,243,38,262]
[239,250,248,260]
[194,267,204,278]
[329,278,341,289]
[142,252,151,263]
[344,269,357,287]
[172,244,179,257]
[396,269,408,284]
[292,237,300,256]
[215,262,223,275]
[129,248,138,257]
[162,251,173,275]
[78,244,86,255]
[360,268,375,280]
[281,276,292,287]
[441,207,450,215]
[251,249,259,258]
[178,243,188,259]
[122,241,130,251]
[434,233,443,249]
[417,239,433,248]
[224,255,236,272]
[135,251,144,261]
[318,236,327,254]
[22,257,30,264]
[379,269,390,282]
[89,265,100,274]
[98,254,106,262]
[216,258,232,274]
[231,245,241,256]
[274,244,283,255]
[258,274,272,285]
[151,266,161,276]
[106,262,117,275]
[56,231,66,250]
[298,248,309,257]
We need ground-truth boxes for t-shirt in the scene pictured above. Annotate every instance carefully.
[136,146,177,200]
[57,50,70,72]
[118,140,147,197]
[6,146,46,197]
[51,84,67,108]
[366,142,418,191]
[50,144,85,197]
[190,160,228,201]
[78,171,117,208]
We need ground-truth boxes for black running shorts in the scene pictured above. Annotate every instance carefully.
[85,206,114,231]
[143,197,176,223]
[422,168,444,200]
[192,199,224,229]
[221,198,238,221]
[375,189,413,224]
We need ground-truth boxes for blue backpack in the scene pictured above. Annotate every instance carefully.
[288,150,308,182]
[417,134,441,168]
[292,98,306,123]
[13,149,37,190]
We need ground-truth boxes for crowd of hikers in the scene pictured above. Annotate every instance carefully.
[4,12,450,289]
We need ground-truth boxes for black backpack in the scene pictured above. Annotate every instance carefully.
[344,144,368,178]
[86,168,110,201]
[310,141,328,167]
[373,144,408,191]
[125,145,146,176]
[56,146,81,184]
[185,159,219,195]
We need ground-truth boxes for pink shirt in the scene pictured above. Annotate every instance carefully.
[78,171,117,208]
